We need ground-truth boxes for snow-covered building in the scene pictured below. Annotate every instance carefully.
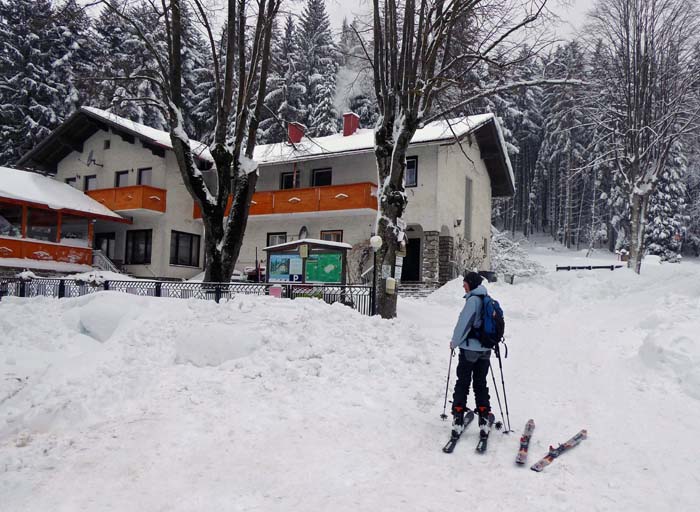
[18,107,514,283]
[18,107,211,280]
[0,166,126,274]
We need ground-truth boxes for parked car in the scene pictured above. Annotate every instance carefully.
[245,265,266,282]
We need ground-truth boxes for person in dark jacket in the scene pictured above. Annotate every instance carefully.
[449,271,491,433]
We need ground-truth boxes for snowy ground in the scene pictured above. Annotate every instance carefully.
[1,243,700,511]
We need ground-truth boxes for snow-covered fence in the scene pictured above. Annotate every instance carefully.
[0,278,373,316]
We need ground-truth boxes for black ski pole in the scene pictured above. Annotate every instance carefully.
[440,349,455,420]
[495,344,513,432]
[489,361,506,431]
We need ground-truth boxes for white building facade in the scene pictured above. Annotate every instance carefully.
[19,108,514,283]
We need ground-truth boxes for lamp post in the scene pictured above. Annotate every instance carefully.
[369,235,383,315]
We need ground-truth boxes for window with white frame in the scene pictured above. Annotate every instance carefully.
[405,157,418,187]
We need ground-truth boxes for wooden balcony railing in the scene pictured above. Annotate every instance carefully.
[0,237,92,265]
[193,182,378,219]
[87,185,167,214]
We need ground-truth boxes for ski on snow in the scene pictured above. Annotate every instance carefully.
[530,429,587,472]
[475,412,496,453]
[515,419,536,465]
[442,410,475,453]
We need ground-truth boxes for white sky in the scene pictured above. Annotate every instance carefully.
[321,0,595,39]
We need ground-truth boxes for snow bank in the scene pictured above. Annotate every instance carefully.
[1,248,700,511]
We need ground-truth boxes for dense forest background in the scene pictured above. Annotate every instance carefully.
[1,0,698,261]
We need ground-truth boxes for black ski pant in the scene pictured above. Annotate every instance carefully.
[452,348,491,414]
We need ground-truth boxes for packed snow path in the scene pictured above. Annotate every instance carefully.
[1,248,699,511]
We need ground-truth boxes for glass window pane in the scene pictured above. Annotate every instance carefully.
[312,169,332,187]
[27,209,58,241]
[405,158,417,187]
[84,175,97,191]
[138,168,152,186]
[0,203,22,237]
[61,214,89,247]
[116,171,129,187]
[126,230,151,264]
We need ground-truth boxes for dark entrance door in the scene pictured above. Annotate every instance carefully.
[402,238,421,281]
[94,232,116,259]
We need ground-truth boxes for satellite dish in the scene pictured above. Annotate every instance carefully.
[299,226,308,239]
[80,149,104,168]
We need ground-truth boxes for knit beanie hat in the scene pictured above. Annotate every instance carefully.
[463,271,483,290]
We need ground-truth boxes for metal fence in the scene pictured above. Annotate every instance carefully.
[0,278,372,316]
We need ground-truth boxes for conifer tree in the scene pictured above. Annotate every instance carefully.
[645,141,689,261]
[295,0,339,136]
[259,15,305,143]
[0,0,66,165]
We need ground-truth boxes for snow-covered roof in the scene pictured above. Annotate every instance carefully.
[253,114,495,165]
[263,238,353,251]
[80,107,213,162]
[0,166,125,221]
[17,106,212,173]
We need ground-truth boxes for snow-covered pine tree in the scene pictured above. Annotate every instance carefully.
[0,0,65,165]
[534,42,591,247]
[295,0,339,137]
[258,15,305,144]
[51,0,100,116]
[645,140,689,261]
[93,1,167,129]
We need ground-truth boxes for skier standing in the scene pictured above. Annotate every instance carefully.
[449,271,492,434]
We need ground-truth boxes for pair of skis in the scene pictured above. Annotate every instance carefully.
[514,419,587,472]
[443,416,587,473]
[442,410,495,454]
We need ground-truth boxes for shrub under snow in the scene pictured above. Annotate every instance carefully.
[490,228,545,277]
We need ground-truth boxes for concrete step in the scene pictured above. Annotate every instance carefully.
[398,281,441,299]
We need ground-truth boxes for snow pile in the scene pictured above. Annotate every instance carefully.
[65,270,135,283]
[1,248,700,511]
[490,228,545,277]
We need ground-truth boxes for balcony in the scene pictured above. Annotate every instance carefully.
[87,185,167,215]
[193,182,378,219]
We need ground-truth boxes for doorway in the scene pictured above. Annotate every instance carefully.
[94,232,116,260]
[402,238,421,281]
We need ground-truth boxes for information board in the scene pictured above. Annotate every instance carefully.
[304,253,342,283]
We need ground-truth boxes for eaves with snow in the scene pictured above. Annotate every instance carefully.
[0,166,125,222]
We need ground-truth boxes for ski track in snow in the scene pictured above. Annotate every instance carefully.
[1,248,700,511]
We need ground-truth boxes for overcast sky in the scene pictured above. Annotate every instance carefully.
[320,0,595,39]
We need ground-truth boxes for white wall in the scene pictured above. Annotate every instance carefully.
[55,128,204,279]
[436,136,493,267]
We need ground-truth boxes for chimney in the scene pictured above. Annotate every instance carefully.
[343,112,360,137]
[287,122,305,144]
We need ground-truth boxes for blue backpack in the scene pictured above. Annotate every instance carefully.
[477,295,505,349]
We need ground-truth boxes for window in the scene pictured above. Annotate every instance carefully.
[320,230,343,243]
[312,168,332,187]
[125,229,152,265]
[115,170,129,188]
[280,171,300,189]
[60,214,89,247]
[170,231,200,267]
[84,175,97,191]
[0,203,22,237]
[104,140,111,150]
[27,208,58,242]
[405,157,418,187]
[138,167,152,186]
[65,177,78,188]
[267,232,287,247]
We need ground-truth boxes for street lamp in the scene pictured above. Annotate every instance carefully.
[370,235,382,315]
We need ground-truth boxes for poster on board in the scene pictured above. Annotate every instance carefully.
[269,253,303,282]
